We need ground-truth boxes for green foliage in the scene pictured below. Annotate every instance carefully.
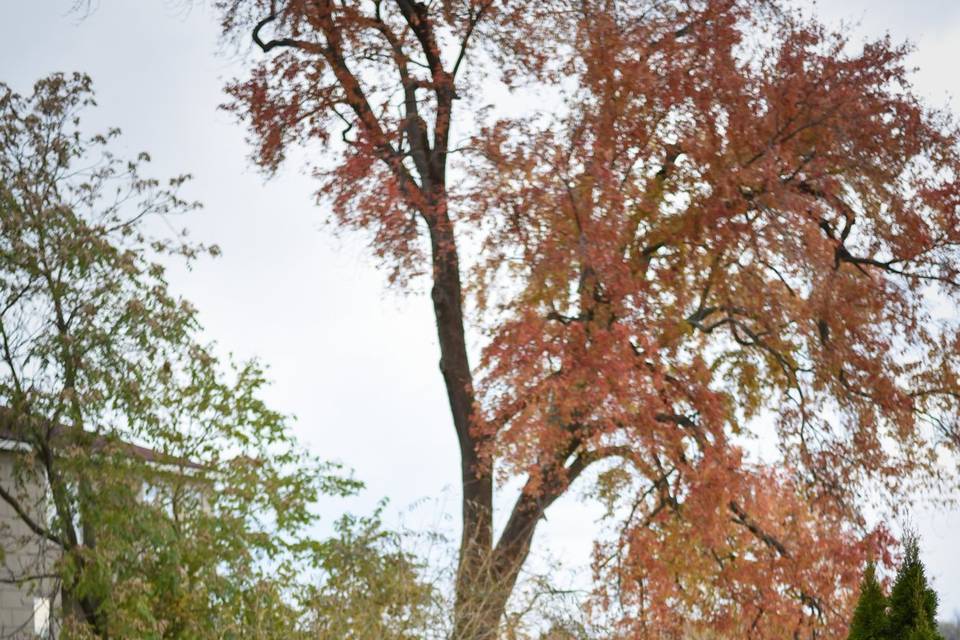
[887,534,944,640]
[0,72,366,638]
[848,563,888,640]
[300,504,443,639]
[846,535,946,640]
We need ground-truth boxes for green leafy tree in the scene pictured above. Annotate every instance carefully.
[301,505,444,640]
[0,72,360,638]
[885,534,943,640]
[848,562,889,640]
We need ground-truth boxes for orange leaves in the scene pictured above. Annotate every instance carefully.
[459,1,960,634]
[221,0,960,636]
[596,464,892,639]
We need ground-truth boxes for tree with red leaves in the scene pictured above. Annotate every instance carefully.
[218,1,960,638]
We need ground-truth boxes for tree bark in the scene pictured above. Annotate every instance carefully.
[295,6,530,636]
[61,585,108,638]
[420,199,500,640]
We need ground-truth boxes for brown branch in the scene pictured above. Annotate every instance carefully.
[363,5,434,182]
[252,9,325,53]
[394,0,445,80]
[0,572,59,585]
[452,1,493,79]
[394,0,457,184]
[0,483,63,547]
[728,500,789,558]
[307,0,426,210]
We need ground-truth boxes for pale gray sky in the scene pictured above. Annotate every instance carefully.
[4,0,959,620]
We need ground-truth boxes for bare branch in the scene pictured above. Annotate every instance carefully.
[0,483,63,547]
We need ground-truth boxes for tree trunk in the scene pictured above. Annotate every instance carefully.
[450,449,575,639]
[453,573,512,640]
[421,193,511,639]
[452,550,530,640]
[62,579,108,638]
[452,495,542,640]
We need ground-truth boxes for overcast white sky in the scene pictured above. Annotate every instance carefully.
[4,0,960,620]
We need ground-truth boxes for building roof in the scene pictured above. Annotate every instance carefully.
[0,407,204,471]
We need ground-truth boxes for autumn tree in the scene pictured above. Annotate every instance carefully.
[218,1,960,638]
[0,72,368,638]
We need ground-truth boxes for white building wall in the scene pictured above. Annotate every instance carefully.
[0,452,58,638]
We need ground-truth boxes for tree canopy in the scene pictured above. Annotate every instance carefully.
[0,72,366,638]
[218,0,960,638]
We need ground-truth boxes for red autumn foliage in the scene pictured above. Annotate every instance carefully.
[218,1,960,638]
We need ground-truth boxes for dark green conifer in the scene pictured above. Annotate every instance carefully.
[887,533,944,640]
[848,562,889,640]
